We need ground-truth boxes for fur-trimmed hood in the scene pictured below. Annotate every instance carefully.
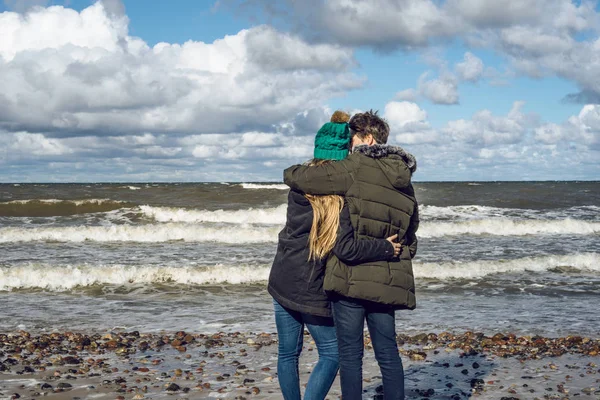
[354,144,417,173]
[352,144,417,190]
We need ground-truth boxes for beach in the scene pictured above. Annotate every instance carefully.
[1,181,599,398]
[1,330,600,399]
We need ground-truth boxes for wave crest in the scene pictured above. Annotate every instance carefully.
[140,205,286,225]
[240,183,288,190]
[2,253,597,291]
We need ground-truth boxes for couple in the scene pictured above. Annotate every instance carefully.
[268,110,419,399]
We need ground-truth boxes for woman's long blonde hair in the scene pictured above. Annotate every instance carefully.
[306,159,345,261]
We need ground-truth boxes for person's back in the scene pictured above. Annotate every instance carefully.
[325,143,418,308]
[269,111,402,400]
[284,110,419,400]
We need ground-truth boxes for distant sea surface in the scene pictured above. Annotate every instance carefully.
[1,182,599,336]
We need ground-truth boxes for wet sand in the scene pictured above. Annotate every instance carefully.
[1,330,600,399]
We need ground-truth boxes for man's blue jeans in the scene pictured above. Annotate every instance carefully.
[332,297,404,400]
[273,299,339,400]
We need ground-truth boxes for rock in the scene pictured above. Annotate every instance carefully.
[247,339,255,345]
[461,369,469,375]
[132,394,144,399]
[470,378,484,390]
[56,383,72,389]
[409,351,427,361]
[165,383,180,391]
[412,333,428,343]
[63,356,81,365]
[40,383,52,390]
[582,387,595,395]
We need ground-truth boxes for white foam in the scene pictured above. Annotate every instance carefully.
[416,253,600,279]
[1,198,125,206]
[418,218,600,237]
[0,263,272,291]
[0,223,281,243]
[1,216,597,243]
[420,204,600,221]
[2,253,598,291]
[240,183,288,190]
[420,205,510,220]
[139,205,286,225]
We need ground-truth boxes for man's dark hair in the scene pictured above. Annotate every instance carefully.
[348,109,389,144]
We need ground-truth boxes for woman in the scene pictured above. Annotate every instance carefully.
[268,111,401,400]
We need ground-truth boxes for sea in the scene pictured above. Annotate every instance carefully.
[0,182,599,337]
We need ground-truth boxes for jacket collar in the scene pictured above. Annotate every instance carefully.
[353,144,417,173]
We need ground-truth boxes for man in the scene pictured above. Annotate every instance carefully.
[284,110,419,399]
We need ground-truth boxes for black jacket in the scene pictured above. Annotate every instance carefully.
[268,189,395,317]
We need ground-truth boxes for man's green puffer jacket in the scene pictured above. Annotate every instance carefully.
[284,144,419,309]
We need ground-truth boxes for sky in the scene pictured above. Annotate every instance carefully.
[0,0,599,182]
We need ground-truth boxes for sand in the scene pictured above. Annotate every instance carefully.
[1,330,600,399]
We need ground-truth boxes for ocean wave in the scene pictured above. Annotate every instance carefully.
[0,223,281,243]
[240,183,288,190]
[1,217,597,243]
[418,218,600,237]
[420,204,600,221]
[416,253,600,279]
[0,263,271,291]
[1,253,597,291]
[139,205,286,225]
[141,203,600,228]
[0,199,132,217]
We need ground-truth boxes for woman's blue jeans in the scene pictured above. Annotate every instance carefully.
[332,297,404,400]
[273,299,339,400]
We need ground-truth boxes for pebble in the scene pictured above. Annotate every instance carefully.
[1,329,599,399]
[165,383,180,391]
[56,383,72,389]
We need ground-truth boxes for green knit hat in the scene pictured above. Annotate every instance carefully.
[313,122,350,160]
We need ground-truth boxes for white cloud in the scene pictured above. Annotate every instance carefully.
[235,0,600,100]
[0,2,360,137]
[417,72,459,105]
[455,52,484,82]
[443,101,535,145]
[384,101,439,144]
[384,101,428,129]
[397,52,484,105]
[394,89,418,102]
[535,104,600,148]
[4,131,72,156]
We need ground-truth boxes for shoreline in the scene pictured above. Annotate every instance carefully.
[1,330,600,399]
